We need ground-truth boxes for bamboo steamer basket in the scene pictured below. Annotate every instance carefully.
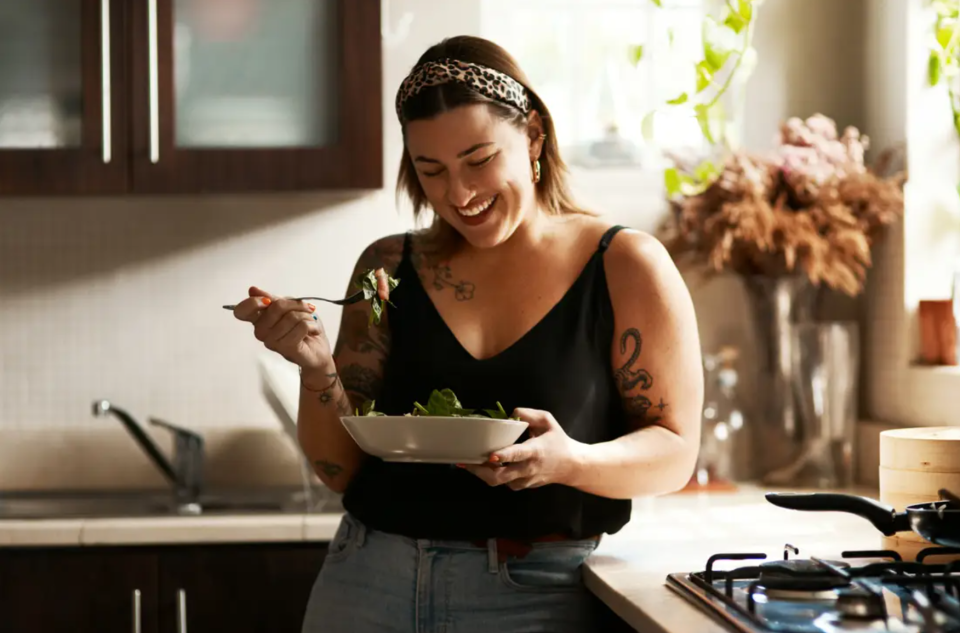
[879,427,960,552]
[880,536,960,563]
[880,427,960,472]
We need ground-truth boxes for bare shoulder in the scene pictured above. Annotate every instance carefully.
[354,233,407,277]
[564,217,674,277]
[588,222,691,316]
[599,225,696,340]
[603,227,675,281]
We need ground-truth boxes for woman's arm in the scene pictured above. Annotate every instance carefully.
[567,229,703,498]
[296,234,405,493]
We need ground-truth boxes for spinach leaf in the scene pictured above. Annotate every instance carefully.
[354,269,400,326]
[420,388,472,416]
[356,399,386,416]
[359,390,521,420]
[482,402,510,419]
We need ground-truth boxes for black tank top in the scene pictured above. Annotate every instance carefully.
[341,225,632,540]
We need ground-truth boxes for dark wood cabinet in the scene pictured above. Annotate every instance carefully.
[0,543,327,633]
[0,547,160,633]
[158,543,326,633]
[0,0,130,195]
[0,0,382,196]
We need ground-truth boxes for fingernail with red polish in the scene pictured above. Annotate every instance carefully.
[307,303,316,312]
[261,297,272,306]
[489,455,500,463]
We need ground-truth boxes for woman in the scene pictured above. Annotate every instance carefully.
[232,36,703,633]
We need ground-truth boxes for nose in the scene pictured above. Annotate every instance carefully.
[445,175,475,209]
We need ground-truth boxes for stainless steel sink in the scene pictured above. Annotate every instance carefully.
[0,489,337,520]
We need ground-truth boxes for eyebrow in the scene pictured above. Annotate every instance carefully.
[414,142,495,164]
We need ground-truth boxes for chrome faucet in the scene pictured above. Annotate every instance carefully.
[92,399,205,514]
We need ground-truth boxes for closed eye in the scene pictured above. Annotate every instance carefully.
[421,152,495,177]
[468,152,498,168]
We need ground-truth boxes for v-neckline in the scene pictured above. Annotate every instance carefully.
[407,249,602,363]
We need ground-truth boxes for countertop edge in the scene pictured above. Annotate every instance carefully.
[584,566,674,633]
[0,512,344,547]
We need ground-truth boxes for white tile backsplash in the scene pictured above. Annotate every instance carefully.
[0,426,312,491]
[0,194,412,430]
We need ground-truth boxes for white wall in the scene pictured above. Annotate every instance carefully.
[862,0,960,428]
[742,0,865,151]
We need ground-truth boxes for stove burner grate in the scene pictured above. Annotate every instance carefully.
[667,545,960,633]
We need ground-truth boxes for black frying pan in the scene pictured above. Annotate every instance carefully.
[765,489,960,548]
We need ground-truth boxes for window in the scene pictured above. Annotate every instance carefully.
[481,0,705,170]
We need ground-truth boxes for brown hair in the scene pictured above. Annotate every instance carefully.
[396,36,592,256]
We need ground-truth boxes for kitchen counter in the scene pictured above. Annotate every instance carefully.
[1,485,892,632]
[584,485,885,633]
[0,512,343,546]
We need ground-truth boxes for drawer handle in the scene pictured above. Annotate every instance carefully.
[132,589,141,633]
[176,588,188,633]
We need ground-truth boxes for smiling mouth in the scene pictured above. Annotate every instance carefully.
[456,195,498,217]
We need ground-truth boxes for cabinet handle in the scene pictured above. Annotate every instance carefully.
[100,0,111,164]
[132,589,141,633]
[147,0,160,164]
[177,589,188,633]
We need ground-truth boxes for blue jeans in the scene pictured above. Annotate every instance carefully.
[301,513,602,633]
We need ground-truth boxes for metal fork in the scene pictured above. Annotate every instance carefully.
[222,291,365,311]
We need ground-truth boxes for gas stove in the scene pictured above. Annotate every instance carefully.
[666,544,960,632]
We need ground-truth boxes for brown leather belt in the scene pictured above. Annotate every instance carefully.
[471,533,601,563]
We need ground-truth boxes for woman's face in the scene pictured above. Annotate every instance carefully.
[404,104,543,250]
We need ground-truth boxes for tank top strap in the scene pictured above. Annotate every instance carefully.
[597,225,628,253]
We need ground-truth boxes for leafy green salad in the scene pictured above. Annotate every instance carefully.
[356,388,520,420]
[356,268,400,326]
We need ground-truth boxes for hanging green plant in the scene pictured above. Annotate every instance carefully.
[641,0,762,197]
[926,0,960,194]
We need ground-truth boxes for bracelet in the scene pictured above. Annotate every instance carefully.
[299,368,340,402]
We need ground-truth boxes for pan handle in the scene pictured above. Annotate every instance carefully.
[765,492,908,536]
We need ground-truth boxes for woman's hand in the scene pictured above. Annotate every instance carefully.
[232,285,333,372]
[459,409,588,491]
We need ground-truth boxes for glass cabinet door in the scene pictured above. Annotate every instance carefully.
[131,0,382,193]
[172,0,338,149]
[0,1,84,150]
[0,0,128,194]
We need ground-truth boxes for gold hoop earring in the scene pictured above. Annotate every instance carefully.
[532,159,541,184]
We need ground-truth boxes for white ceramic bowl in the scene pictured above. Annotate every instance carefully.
[340,415,529,464]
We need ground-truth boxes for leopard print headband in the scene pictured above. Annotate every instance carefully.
[395,58,531,122]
